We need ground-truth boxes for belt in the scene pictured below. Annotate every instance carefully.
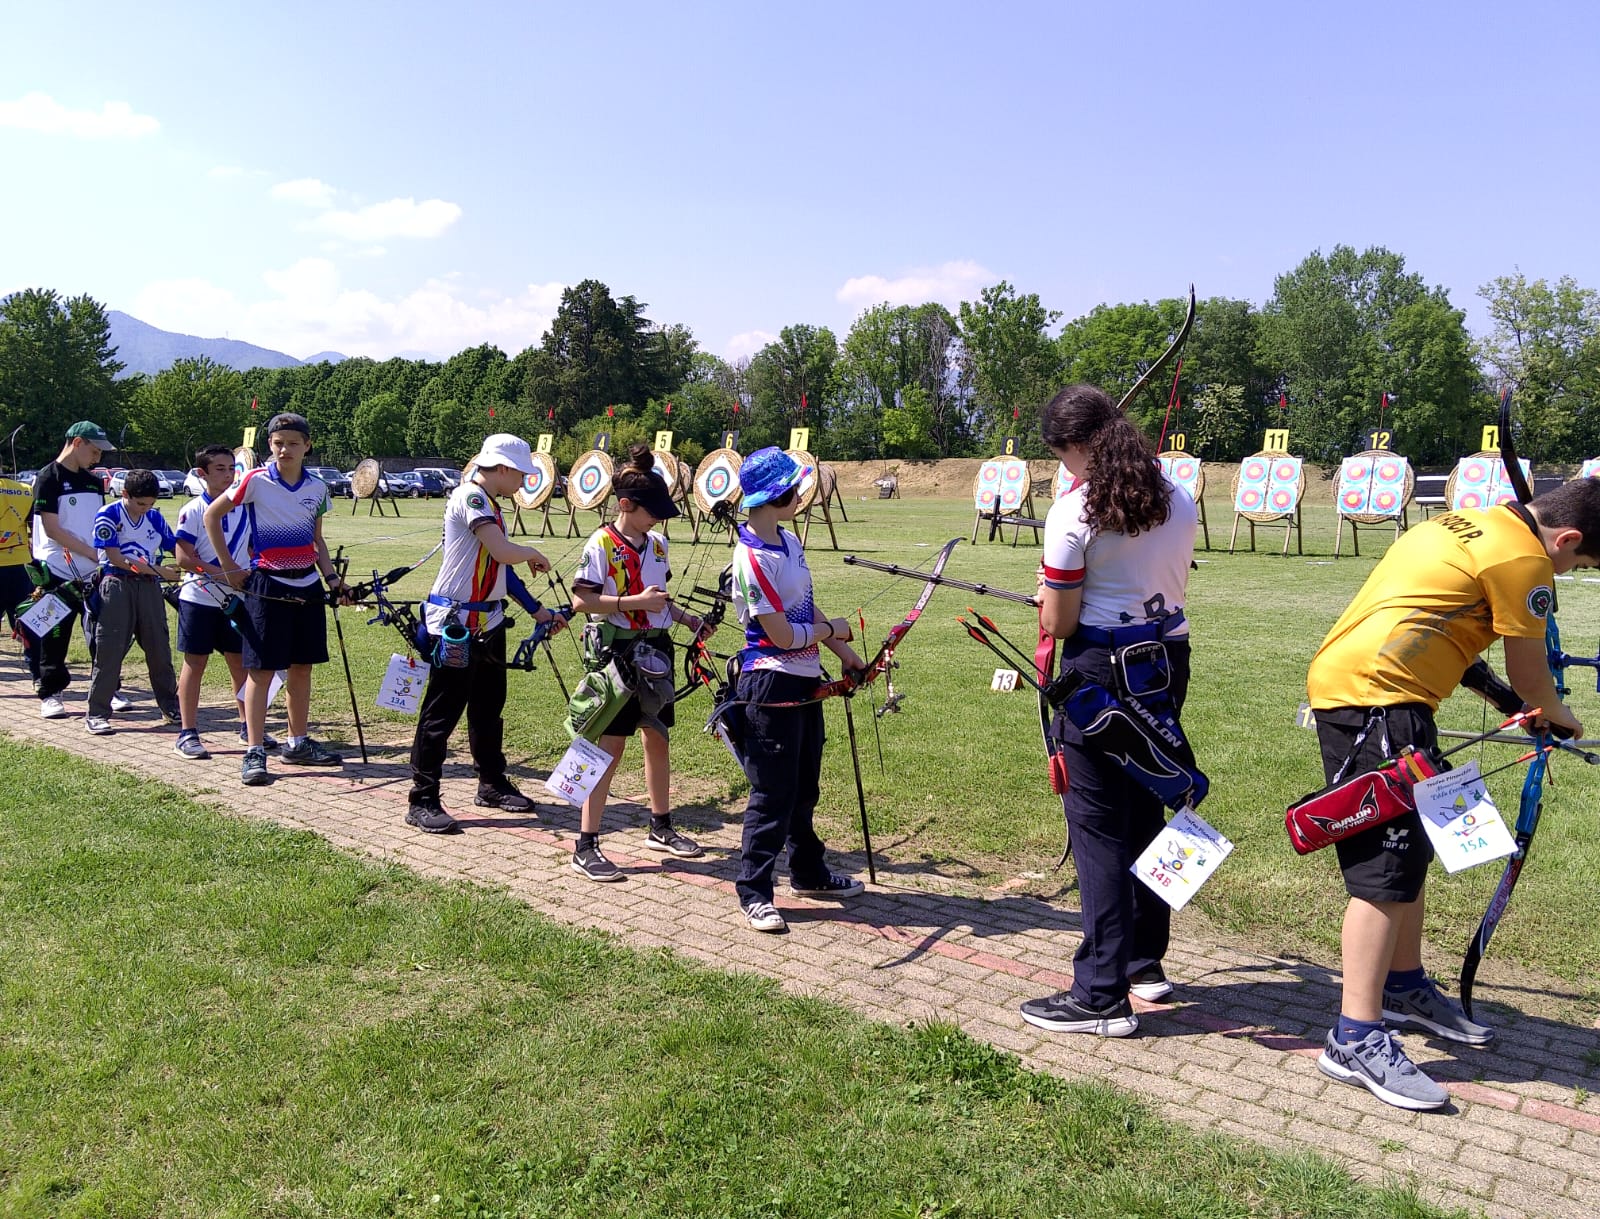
[426,594,502,613]
[1074,611,1186,647]
[260,565,316,579]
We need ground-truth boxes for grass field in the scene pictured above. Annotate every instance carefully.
[28,485,1600,1009]
[0,737,1465,1219]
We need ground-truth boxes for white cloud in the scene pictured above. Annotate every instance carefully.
[836,259,995,310]
[0,91,158,139]
[270,177,337,208]
[723,329,778,361]
[309,197,462,241]
[208,165,247,179]
[132,262,566,361]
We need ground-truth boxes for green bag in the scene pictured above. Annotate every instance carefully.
[565,656,632,743]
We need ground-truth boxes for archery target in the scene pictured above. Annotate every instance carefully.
[1335,450,1410,521]
[817,463,838,505]
[1579,458,1600,481]
[1234,451,1303,520]
[1448,452,1528,510]
[1158,452,1202,501]
[1053,462,1074,501]
[567,450,614,510]
[786,449,820,512]
[694,447,744,514]
[974,457,1029,513]
[514,451,557,510]
[232,446,258,487]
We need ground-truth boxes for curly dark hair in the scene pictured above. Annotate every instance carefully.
[1040,385,1169,535]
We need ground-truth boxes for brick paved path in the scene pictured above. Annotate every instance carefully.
[4,668,1597,1219]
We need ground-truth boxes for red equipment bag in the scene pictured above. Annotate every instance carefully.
[1285,709,1440,854]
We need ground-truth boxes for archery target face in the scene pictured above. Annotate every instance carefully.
[694,448,744,513]
[1053,463,1073,501]
[652,451,676,491]
[1581,458,1600,481]
[1159,454,1200,499]
[515,451,556,509]
[974,458,1004,510]
[568,450,614,510]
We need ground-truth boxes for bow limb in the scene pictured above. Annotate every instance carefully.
[1114,286,1196,414]
[818,537,961,700]
[1458,388,1557,1017]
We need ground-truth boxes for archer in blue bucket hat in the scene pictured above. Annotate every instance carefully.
[739,447,812,508]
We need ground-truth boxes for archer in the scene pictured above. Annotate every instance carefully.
[1304,479,1600,1110]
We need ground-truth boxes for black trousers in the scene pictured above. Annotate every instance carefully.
[408,623,509,803]
[1055,637,1191,1009]
[734,669,829,906]
[19,572,93,699]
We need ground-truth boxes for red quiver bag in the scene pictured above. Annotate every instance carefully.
[1285,710,1440,854]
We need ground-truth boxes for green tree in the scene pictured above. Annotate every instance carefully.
[957,282,1061,454]
[127,356,247,463]
[1256,246,1477,463]
[537,280,682,423]
[836,302,963,458]
[1478,272,1600,462]
[746,325,838,451]
[0,288,127,467]
[352,390,410,457]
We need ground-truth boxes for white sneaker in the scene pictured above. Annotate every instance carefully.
[110,692,135,712]
[40,695,67,719]
[743,901,787,933]
[85,715,114,735]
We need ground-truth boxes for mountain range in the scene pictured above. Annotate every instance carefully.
[107,311,346,378]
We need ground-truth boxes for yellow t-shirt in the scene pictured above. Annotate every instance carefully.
[1307,506,1552,710]
[0,478,31,569]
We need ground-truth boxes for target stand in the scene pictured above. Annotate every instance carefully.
[692,448,743,544]
[351,458,400,516]
[971,457,1038,545]
[565,450,614,537]
[1333,450,1413,556]
[819,463,849,522]
[1229,450,1305,555]
[789,449,840,550]
[1157,450,1209,551]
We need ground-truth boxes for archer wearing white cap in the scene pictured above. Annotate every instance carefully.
[406,434,562,834]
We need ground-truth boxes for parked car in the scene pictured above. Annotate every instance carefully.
[387,471,423,497]
[92,466,115,492]
[306,466,352,497]
[108,469,173,498]
[182,470,207,496]
[413,470,445,498]
[415,466,461,490]
[154,470,187,498]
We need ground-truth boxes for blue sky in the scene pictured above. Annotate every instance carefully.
[3,2,1596,364]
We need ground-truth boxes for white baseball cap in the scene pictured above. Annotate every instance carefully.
[471,434,537,476]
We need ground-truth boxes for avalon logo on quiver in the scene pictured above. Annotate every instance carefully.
[1310,778,1383,836]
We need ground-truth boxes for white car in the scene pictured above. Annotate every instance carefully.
[108,469,174,498]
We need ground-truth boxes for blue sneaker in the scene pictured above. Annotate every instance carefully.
[1316,1029,1449,1110]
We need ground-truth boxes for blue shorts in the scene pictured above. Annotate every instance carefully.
[238,571,330,671]
[177,598,243,656]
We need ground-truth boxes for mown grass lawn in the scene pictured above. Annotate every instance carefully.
[47,485,1600,1002]
[0,737,1464,1219]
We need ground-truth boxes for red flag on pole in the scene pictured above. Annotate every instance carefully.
[664,401,671,416]
[1013,406,1019,421]
[547,407,554,420]
[1279,392,1288,412]
[250,396,258,412]
[488,407,495,418]
[801,392,807,414]
[606,405,614,418]
[733,401,740,415]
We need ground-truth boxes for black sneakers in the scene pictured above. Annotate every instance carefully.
[279,737,343,767]
[474,780,534,812]
[1020,991,1139,1037]
[240,746,269,786]
[789,871,864,899]
[572,844,623,882]
[645,825,705,858]
[406,799,459,835]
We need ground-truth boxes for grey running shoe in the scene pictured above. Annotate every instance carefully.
[279,737,343,767]
[789,871,864,899]
[84,715,114,736]
[645,825,706,858]
[1020,991,1138,1037]
[110,692,134,712]
[1128,965,1173,1002]
[239,727,281,751]
[572,845,623,882]
[240,745,269,786]
[743,900,787,933]
[1316,1029,1449,1110]
[174,732,210,760]
[1382,978,1495,1046]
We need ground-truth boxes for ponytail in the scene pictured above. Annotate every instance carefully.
[1041,385,1170,535]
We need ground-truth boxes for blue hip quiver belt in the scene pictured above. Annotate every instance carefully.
[1046,629,1208,811]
